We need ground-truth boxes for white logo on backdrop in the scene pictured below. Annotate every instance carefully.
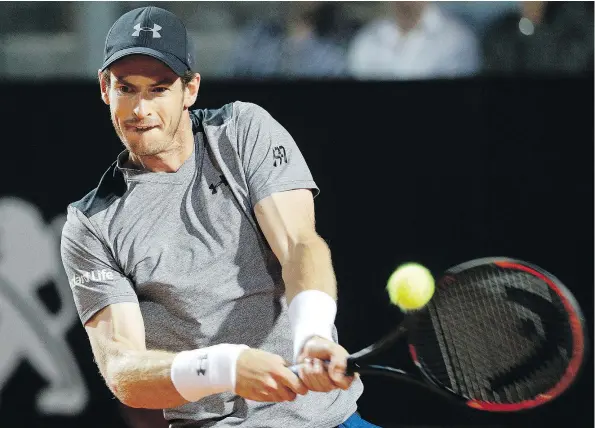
[132,23,162,38]
[0,197,88,415]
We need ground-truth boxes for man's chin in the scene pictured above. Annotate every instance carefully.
[125,145,160,157]
[124,137,167,157]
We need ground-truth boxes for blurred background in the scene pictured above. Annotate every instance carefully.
[0,1,593,428]
[0,1,593,80]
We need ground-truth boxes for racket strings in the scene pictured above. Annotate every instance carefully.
[412,266,573,404]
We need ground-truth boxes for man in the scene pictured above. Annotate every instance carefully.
[347,1,479,80]
[60,6,374,428]
[228,2,348,78]
[481,1,593,74]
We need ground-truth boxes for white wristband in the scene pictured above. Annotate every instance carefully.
[288,290,337,362]
[170,344,249,402]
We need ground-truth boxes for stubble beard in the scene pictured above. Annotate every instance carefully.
[112,107,184,157]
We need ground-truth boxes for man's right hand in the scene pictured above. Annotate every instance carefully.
[235,349,308,402]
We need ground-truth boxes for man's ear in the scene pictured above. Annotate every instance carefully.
[98,69,110,105]
[183,73,201,110]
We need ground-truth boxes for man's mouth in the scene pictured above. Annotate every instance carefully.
[126,124,158,133]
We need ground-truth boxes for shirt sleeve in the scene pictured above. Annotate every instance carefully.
[60,205,138,325]
[232,101,319,207]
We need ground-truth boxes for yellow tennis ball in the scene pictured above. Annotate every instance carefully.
[386,263,435,311]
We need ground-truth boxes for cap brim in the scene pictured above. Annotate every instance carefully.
[101,47,189,76]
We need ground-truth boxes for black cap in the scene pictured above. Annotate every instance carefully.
[101,6,195,76]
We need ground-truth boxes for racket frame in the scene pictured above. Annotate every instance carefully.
[350,257,588,412]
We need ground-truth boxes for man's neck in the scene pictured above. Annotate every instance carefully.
[393,2,426,34]
[128,114,194,173]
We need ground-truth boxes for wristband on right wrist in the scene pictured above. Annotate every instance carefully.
[170,344,249,402]
[288,290,337,362]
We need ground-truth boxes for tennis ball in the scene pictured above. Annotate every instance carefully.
[386,263,435,311]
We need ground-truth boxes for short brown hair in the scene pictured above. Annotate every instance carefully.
[100,67,195,88]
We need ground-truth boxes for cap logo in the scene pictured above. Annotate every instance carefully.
[132,23,162,38]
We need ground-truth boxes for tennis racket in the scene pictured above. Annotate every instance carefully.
[289,257,587,412]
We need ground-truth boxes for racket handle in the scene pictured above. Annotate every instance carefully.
[288,359,331,377]
[288,364,301,376]
[288,359,358,377]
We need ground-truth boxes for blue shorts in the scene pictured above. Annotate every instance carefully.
[337,412,381,428]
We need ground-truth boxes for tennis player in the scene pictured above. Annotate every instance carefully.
[60,6,376,428]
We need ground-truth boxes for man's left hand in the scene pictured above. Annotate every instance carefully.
[296,336,355,392]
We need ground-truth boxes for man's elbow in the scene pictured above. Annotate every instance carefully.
[106,369,137,407]
[291,233,329,257]
[105,359,181,410]
[283,234,337,301]
[104,356,143,408]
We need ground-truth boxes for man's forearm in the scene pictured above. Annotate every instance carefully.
[105,343,247,409]
[282,235,337,304]
[282,235,339,360]
[107,348,186,409]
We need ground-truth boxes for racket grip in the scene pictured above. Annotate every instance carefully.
[288,364,300,377]
[288,359,359,377]
[288,359,331,377]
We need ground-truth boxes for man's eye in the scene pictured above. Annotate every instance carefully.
[153,87,168,93]
[117,86,131,94]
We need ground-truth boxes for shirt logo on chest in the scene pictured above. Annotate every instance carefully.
[208,174,229,194]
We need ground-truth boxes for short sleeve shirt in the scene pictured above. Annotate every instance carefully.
[60,102,362,428]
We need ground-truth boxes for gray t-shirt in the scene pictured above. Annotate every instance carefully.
[60,101,363,428]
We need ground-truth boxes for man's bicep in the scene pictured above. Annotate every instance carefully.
[84,302,146,379]
[85,302,146,349]
[254,189,317,265]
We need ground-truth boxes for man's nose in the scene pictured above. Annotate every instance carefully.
[133,96,151,119]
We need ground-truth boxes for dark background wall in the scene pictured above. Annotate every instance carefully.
[0,77,592,428]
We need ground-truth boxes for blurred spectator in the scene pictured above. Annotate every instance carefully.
[347,1,479,80]
[438,1,521,36]
[482,1,594,74]
[227,2,351,78]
